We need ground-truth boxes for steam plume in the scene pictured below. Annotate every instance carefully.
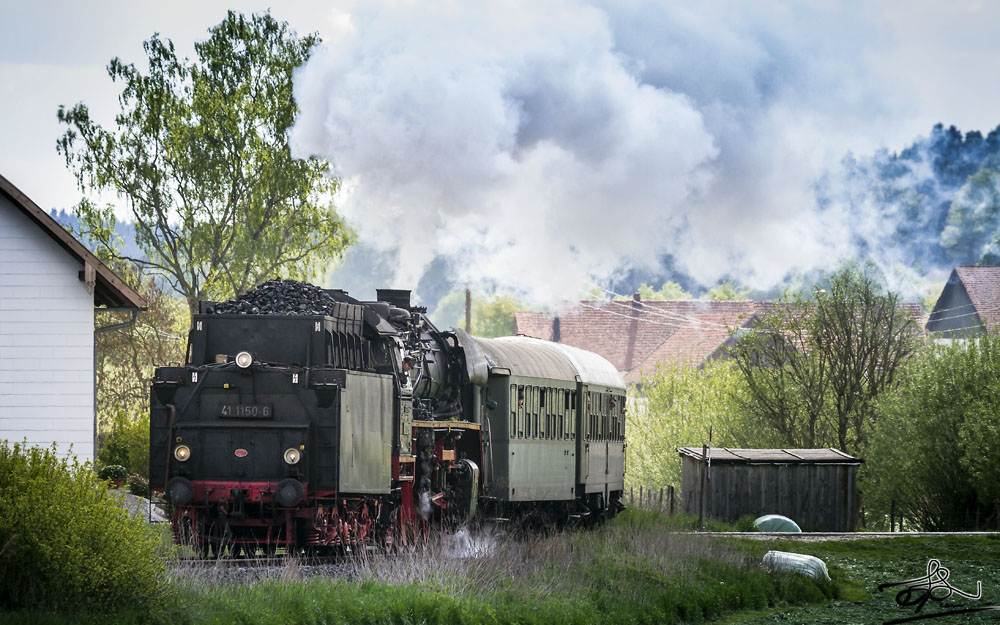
[289,1,935,303]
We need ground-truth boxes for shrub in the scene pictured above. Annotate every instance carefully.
[126,473,150,498]
[98,464,128,481]
[96,435,129,469]
[0,441,166,612]
[867,335,1000,530]
[98,412,150,479]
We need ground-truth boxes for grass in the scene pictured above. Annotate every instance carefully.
[0,509,836,625]
[14,511,999,624]
[719,534,1000,624]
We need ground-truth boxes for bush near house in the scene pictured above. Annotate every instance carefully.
[0,442,165,612]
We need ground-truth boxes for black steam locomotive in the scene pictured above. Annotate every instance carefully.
[150,281,626,554]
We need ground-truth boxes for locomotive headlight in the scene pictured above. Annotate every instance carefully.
[174,445,191,462]
[283,448,301,465]
[235,351,253,369]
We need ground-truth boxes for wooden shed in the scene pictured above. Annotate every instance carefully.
[677,447,861,531]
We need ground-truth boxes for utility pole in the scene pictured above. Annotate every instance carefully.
[465,288,472,333]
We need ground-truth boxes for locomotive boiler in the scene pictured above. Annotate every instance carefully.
[150,281,625,555]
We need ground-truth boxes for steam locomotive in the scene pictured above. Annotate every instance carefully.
[150,283,626,554]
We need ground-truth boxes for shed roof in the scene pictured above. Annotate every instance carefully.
[0,173,145,309]
[676,447,861,464]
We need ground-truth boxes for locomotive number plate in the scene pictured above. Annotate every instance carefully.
[219,404,273,418]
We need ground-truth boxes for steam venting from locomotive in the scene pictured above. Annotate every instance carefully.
[290,1,947,302]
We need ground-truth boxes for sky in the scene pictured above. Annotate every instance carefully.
[2,1,1000,304]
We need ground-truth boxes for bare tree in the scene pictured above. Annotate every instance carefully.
[726,267,919,454]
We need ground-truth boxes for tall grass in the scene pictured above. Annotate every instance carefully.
[155,509,835,625]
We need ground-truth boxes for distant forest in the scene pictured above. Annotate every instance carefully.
[50,209,145,261]
[821,123,1000,269]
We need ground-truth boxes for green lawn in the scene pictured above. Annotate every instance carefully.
[719,535,1000,624]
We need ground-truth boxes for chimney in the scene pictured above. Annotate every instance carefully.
[553,314,561,342]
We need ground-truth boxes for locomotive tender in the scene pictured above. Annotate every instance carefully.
[150,283,625,554]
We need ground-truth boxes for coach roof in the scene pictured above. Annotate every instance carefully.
[472,335,625,390]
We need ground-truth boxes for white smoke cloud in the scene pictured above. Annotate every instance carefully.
[290,0,914,304]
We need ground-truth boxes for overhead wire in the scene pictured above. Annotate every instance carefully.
[582,283,998,336]
[588,284,755,330]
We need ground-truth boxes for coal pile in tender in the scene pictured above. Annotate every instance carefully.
[209,279,339,316]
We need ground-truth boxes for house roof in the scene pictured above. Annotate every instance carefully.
[953,266,1000,331]
[676,447,861,465]
[513,299,768,383]
[0,173,145,309]
[515,298,925,384]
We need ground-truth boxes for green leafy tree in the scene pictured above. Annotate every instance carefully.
[628,362,772,491]
[429,290,469,330]
[57,11,352,313]
[96,269,188,420]
[867,336,1000,530]
[430,290,524,337]
[726,267,918,454]
[650,280,693,300]
[612,281,693,301]
[705,281,752,301]
[472,295,522,337]
[94,267,187,477]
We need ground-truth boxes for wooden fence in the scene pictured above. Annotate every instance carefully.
[627,485,678,515]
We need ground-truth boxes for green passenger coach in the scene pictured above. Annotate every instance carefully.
[472,336,627,520]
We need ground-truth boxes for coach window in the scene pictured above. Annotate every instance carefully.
[539,388,547,439]
[611,395,625,441]
[532,386,539,438]
[552,388,558,440]
[572,391,577,439]
[527,386,534,438]
[517,385,525,438]
[509,385,517,438]
[557,390,564,439]
[554,389,559,440]
[565,390,570,439]
[590,393,601,440]
[597,393,608,441]
[545,388,555,439]
[610,395,618,441]
[599,393,606,441]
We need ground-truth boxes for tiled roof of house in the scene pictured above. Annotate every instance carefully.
[954,266,1000,331]
[513,300,767,383]
[515,298,925,384]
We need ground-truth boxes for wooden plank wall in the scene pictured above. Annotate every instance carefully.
[0,195,95,460]
[681,457,859,531]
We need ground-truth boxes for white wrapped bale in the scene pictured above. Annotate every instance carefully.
[762,550,831,580]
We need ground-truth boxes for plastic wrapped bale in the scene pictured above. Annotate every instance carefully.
[762,550,831,580]
[754,514,802,532]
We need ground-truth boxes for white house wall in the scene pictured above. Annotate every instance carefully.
[0,195,94,460]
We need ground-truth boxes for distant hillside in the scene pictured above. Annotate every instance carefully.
[50,209,146,260]
[819,123,1000,270]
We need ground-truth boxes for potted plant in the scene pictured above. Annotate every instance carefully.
[98,464,128,488]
